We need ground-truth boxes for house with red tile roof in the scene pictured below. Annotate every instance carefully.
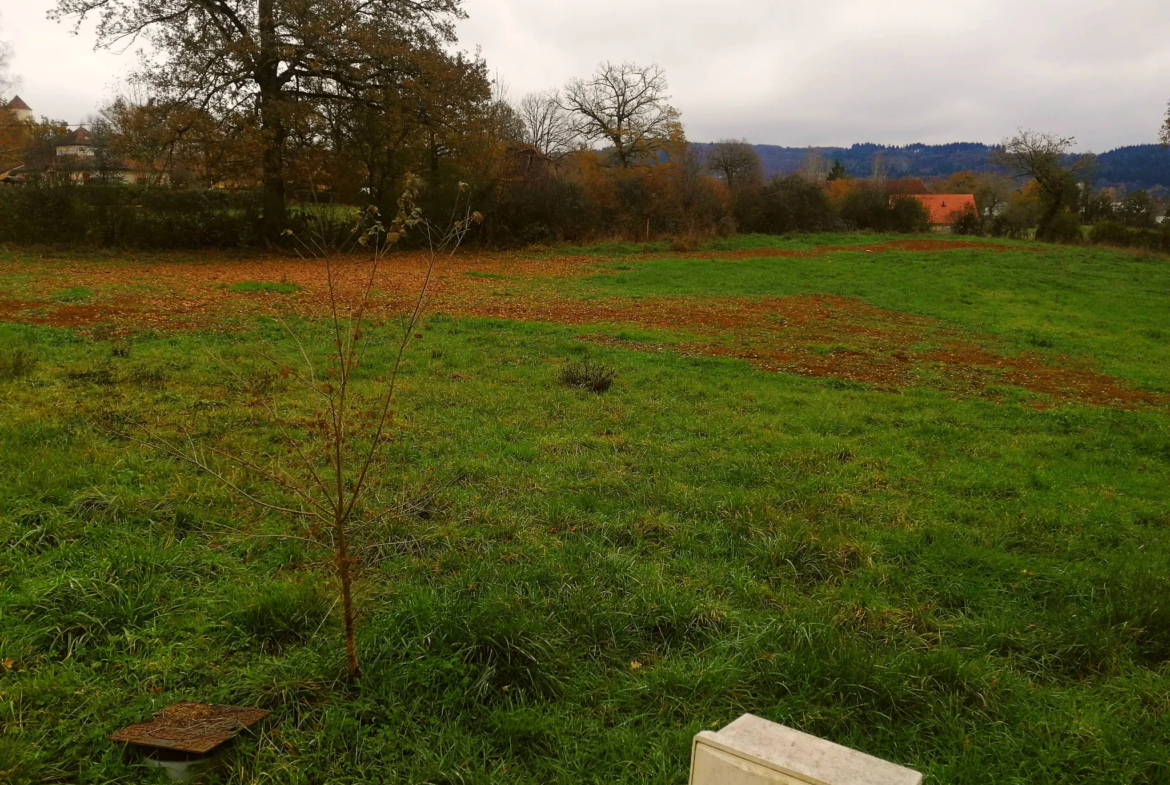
[900,194,977,229]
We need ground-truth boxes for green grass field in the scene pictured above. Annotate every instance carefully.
[1,235,1168,784]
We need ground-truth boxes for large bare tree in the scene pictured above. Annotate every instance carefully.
[562,62,680,168]
[52,0,469,231]
[517,90,576,161]
[705,139,761,190]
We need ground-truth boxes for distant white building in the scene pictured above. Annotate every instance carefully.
[55,127,97,158]
[3,100,170,185]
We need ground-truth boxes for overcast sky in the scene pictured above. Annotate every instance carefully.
[3,1,1168,151]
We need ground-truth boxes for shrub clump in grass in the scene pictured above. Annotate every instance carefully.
[0,347,38,380]
[230,280,300,294]
[558,358,616,393]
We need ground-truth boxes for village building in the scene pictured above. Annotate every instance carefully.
[2,99,169,185]
[49,126,168,184]
[3,95,34,123]
[901,194,978,230]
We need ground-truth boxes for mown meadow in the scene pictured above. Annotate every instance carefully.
[1,235,1168,783]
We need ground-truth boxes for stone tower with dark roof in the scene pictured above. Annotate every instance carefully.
[4,95,34,123]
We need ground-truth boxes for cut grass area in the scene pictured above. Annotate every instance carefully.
[229,280,300,294]
[1,237,1169,783]
[567,243,1170,392]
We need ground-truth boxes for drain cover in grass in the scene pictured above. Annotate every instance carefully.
[110,702,271,754]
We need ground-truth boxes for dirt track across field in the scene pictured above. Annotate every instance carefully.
[0,240,1158,408]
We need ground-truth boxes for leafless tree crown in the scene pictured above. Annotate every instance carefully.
[799,148,829,182]
[517,90,577,160]
[561,61,680,167]
[993,129,1094,186]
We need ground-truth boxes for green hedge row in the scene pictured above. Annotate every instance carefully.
[0,185,363,249]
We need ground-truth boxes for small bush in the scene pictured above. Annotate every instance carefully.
[950,206,984,236]
[1037,209,1083,244]
[888,195,931,233]
[0,347,38,381]
[989,198,1041,239]
[110,338,131,358]
[558,358,616,393]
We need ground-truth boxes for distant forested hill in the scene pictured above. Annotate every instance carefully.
[1093,146,1170,192]
[692,142,1170,192]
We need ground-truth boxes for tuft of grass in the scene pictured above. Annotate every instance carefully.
[0,346,38,380]
[1105,551,1170,663]
[558,358,616,393]
[64,362,116,386]
[229,580,332,653]
[230,280,300,294]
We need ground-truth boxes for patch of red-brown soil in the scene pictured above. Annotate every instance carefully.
[923,344,1156,408]
[0,246,1157,409]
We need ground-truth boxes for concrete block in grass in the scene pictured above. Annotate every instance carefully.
[690,714,922,785]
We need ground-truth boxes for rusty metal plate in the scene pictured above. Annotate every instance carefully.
[110,702,271,754]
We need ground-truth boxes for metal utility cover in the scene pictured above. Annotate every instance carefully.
[110,702,271,755]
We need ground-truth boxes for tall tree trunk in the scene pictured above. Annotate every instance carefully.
[257,0,286,236]
[260,104,286,234]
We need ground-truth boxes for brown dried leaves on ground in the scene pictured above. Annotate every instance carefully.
[0,241,1157,409]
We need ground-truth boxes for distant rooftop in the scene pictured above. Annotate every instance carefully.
[906,194,977,224]
[5,95,31,111]
[58,127,93,147]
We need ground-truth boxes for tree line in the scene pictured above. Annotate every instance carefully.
[1,2,1169,250]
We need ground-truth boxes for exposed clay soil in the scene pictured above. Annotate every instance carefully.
[0,241,1158,409]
